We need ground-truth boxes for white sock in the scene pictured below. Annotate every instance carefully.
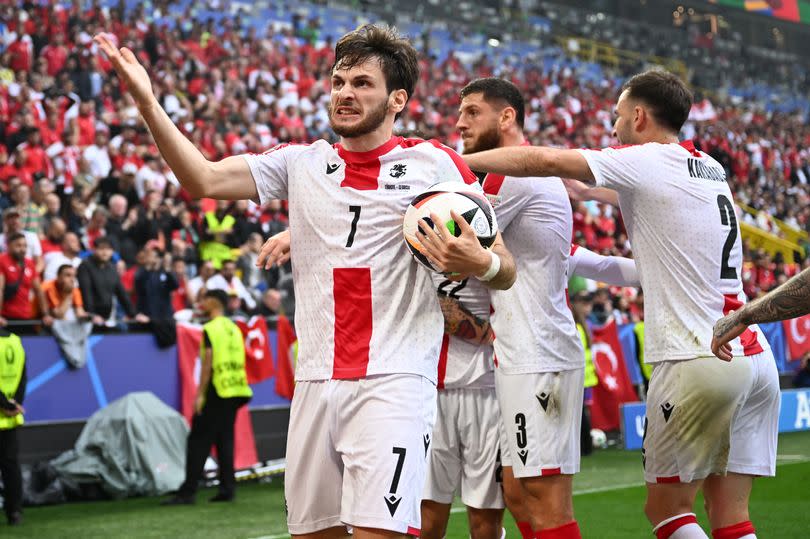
[669,524,709,539]
[653,513,708,539]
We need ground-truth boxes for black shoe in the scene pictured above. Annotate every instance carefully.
[209,493,234,503]
[7,512,22,526]
[160,495,195,506]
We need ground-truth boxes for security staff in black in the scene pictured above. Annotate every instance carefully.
[0,328,26,526]
[162,289,252,505]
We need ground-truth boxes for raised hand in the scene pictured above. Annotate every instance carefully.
[94,34,156,109]
[257,229,291,269]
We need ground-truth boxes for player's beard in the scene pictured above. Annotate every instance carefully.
[461,123,501,155]
[329,97,389,138]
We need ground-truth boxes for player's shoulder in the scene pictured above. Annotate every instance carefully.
[259,139,325,157]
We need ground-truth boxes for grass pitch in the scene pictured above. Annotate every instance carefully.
[5,431,809,538]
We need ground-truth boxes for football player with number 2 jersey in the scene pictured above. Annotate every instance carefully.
[463,70,777,539]
[97,25,516,539]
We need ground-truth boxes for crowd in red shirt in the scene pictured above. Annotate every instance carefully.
[0,1,807,328]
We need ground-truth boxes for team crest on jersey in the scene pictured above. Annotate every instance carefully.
[389,163,407,178]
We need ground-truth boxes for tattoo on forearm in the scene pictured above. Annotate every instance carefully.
[439,296,492,345]
[740,267,810,325]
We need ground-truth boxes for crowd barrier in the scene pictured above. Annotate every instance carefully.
[22,332,289,423]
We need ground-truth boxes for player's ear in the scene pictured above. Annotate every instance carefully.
[389,89,408,115]
[634,105,646,132]
[500,107,516,130]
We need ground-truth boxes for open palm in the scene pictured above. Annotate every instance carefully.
[94,33,155,109]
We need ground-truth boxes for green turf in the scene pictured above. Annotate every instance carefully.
[4,431,809,538]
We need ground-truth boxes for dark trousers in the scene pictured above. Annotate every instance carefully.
[178,397,244,499]
[0,427,22,518]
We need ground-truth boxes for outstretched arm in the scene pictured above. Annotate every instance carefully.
[463,146,596,185]
[95,34,256,200]
[438,296,494,346]
[712,266,810,360]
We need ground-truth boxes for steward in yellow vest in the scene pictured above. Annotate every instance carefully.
[161,289,252,506]
[200,203,236,270]
[0,328,26,525]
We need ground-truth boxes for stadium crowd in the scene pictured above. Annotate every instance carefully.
[0,0,808,333]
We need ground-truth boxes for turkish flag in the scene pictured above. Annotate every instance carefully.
[176,323,259,469]
[590,319,639,431]
[235,316,275,384]
[783,314,810,360]
[275,315,297,401]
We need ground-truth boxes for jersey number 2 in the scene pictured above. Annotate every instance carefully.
[346,205,361,247]
[717,195,738,280]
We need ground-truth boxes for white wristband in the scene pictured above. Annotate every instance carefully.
[477,251,501,282]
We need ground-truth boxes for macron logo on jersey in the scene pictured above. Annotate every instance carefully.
[326,163,341,174]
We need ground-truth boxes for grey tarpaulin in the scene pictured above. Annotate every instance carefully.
[51,392,188,499]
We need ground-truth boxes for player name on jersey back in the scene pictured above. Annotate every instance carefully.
[244,136,478,382]
[578,141,770,362]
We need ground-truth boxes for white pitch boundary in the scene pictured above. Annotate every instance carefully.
[248,457,810,539]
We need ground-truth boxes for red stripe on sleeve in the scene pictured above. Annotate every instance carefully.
[722,294,764,356]
[332,268,373,378]
[437,334,450,390]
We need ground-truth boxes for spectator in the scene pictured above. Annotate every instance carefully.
[10,184,41,235]
[41,264,86,321]
[187,260,215,307]
[40,192,62,231]
[129,190,163,250]
[81,129,111,183]
[171,258,191,313]
[0,233,50,330]
[42,231,82,281]
[104,193,138,264]
[236,232,265,296]
[200,200,235,269]
[40,217,67,257]
[0,209,43,275]
[171,208,201,265]
[134,247,178,321]
[76,237,147,327]
[93,162,141,210]
[257,288,283,317]
[206,259,256,312]
[83,207,107,250]
[230,200,261,248]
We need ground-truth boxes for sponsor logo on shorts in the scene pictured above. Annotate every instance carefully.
[423,433,431,456]
[384,494,402,516]
[661,402,675,423]
[536,392,551,412]
[517,449,529,465]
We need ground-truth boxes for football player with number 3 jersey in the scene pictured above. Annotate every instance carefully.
[96,25,516,539]
[454,78,586,539]
[463,70,778,539]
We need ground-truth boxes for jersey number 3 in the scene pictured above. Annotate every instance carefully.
[346,205,361,247]
[717,195,738,280]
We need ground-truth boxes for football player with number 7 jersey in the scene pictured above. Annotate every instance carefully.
[95,25,516,539]
[463,70,778,539]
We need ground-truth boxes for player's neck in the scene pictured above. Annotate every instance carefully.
[638,129,680,146]
[338,128,395,153]
[500,131,526,148]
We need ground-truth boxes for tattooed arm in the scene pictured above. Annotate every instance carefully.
[712,266,810,361]
[438,295,494,346]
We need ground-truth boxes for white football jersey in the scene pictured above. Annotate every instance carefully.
[482,173,584,373]
[245,136,478,382]
[430,272,495,390]
[578,141,769,363]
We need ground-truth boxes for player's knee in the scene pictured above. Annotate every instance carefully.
[467,509,503,539]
